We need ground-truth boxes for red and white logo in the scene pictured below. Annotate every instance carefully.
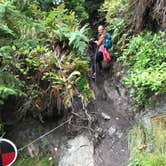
[0,138,17,166]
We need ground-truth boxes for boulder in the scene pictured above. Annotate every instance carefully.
[59,135,94,166]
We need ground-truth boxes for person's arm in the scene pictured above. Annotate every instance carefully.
[94,35,105,46]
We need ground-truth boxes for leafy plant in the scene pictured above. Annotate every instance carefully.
[0,1,93,121]
[100,0,131,55]
[129,115,166,166]
[119,32,166,106]
[106,18,125,41]
[0,71,26,105]
[68,25,89,55]
[13,156,53,166]
[64,0,88,21]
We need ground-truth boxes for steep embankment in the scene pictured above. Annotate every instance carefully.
[7,61,136,166]
[91,62,135,166]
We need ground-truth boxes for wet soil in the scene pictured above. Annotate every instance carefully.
[91,63,135,166]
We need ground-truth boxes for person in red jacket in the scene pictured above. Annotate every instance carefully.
[91,25,106,78]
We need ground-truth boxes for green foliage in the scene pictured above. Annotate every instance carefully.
[84,0,103,19]
[0,0,45,48]
[76,75,94,103]
[101,0,166,107]
[0,0,20,39]
[45,4,77,29]
[13,156,53,166]
[64,0,104,23]
[100,0,131,55]
[119,32,166,105]
[68,25,89,55]
[0,71,26,105]
[101,0,127,18]
[129,153,166,166]
[129,115,166,166]
[106,18,125,41]
[0,1,93,120]
[64,0,88,21]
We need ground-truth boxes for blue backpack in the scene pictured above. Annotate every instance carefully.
[104,32,112,49]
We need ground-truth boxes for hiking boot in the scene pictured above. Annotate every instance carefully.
[91,73,96,79]
[87,72,96,79]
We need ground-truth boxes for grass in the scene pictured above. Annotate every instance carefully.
[13,156,53,166]
[128,114,166,166]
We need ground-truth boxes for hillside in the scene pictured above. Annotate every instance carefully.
[0,0,166,165]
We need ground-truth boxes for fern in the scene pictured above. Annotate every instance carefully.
[0,24,15,36]
[0,86,17,97]
[0,86,25,106]
[0,70,26,106]
[68,24,89,55]
[0,1,93,120]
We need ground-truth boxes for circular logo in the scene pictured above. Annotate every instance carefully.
[0,138,17,166]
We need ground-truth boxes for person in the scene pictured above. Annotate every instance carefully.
[91,25,106,79]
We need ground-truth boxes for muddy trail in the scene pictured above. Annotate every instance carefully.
[90,62,135,166]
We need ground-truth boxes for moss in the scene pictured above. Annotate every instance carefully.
[13,156,53,166]
[129,115,166,166]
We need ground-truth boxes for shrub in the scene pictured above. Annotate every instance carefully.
[119,32,166,105]
[129,115,166,166]
[0,1,93,121]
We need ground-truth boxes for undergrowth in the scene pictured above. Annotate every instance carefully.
[129,114,166,166]
[0,1,94,128]
[101,0,166,107]
[119,32,166,106]
[13,156,53,166]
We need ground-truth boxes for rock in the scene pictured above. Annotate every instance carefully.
[146,94,166,114]
[97,107,102,112]
[116,130,123,139]
[96,127,106,139]
[59,135,94,166]
[96,127,103,134]
[108,126,116,136]
[101,112,111,120]
[49,157,53,161]
[115,117,119,120]
[146,143,153,153]
[54,147,58,152]
[102,92,107,100]
[143,116,152,131]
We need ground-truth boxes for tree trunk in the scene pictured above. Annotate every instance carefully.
[132,0,166,32]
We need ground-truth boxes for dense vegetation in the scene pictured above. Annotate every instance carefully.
[129,115,166,166]
[0,0,166,165]
[101,0,166,165]
[0,0,95,134]
[121,32,166,106]
[101,0,166,106]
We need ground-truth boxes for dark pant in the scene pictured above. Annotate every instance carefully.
[92,51,103,72]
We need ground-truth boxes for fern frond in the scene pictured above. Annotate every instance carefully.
[67,71,81,82]
[0,86,17,98]
[68,24,89,55]
[0,24,15,36]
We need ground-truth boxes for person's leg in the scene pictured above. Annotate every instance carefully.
[90,51,103,79]
[96,51,103,71]
[92,55,96,73]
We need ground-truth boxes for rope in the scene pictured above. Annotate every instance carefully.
[18,117,71,152]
